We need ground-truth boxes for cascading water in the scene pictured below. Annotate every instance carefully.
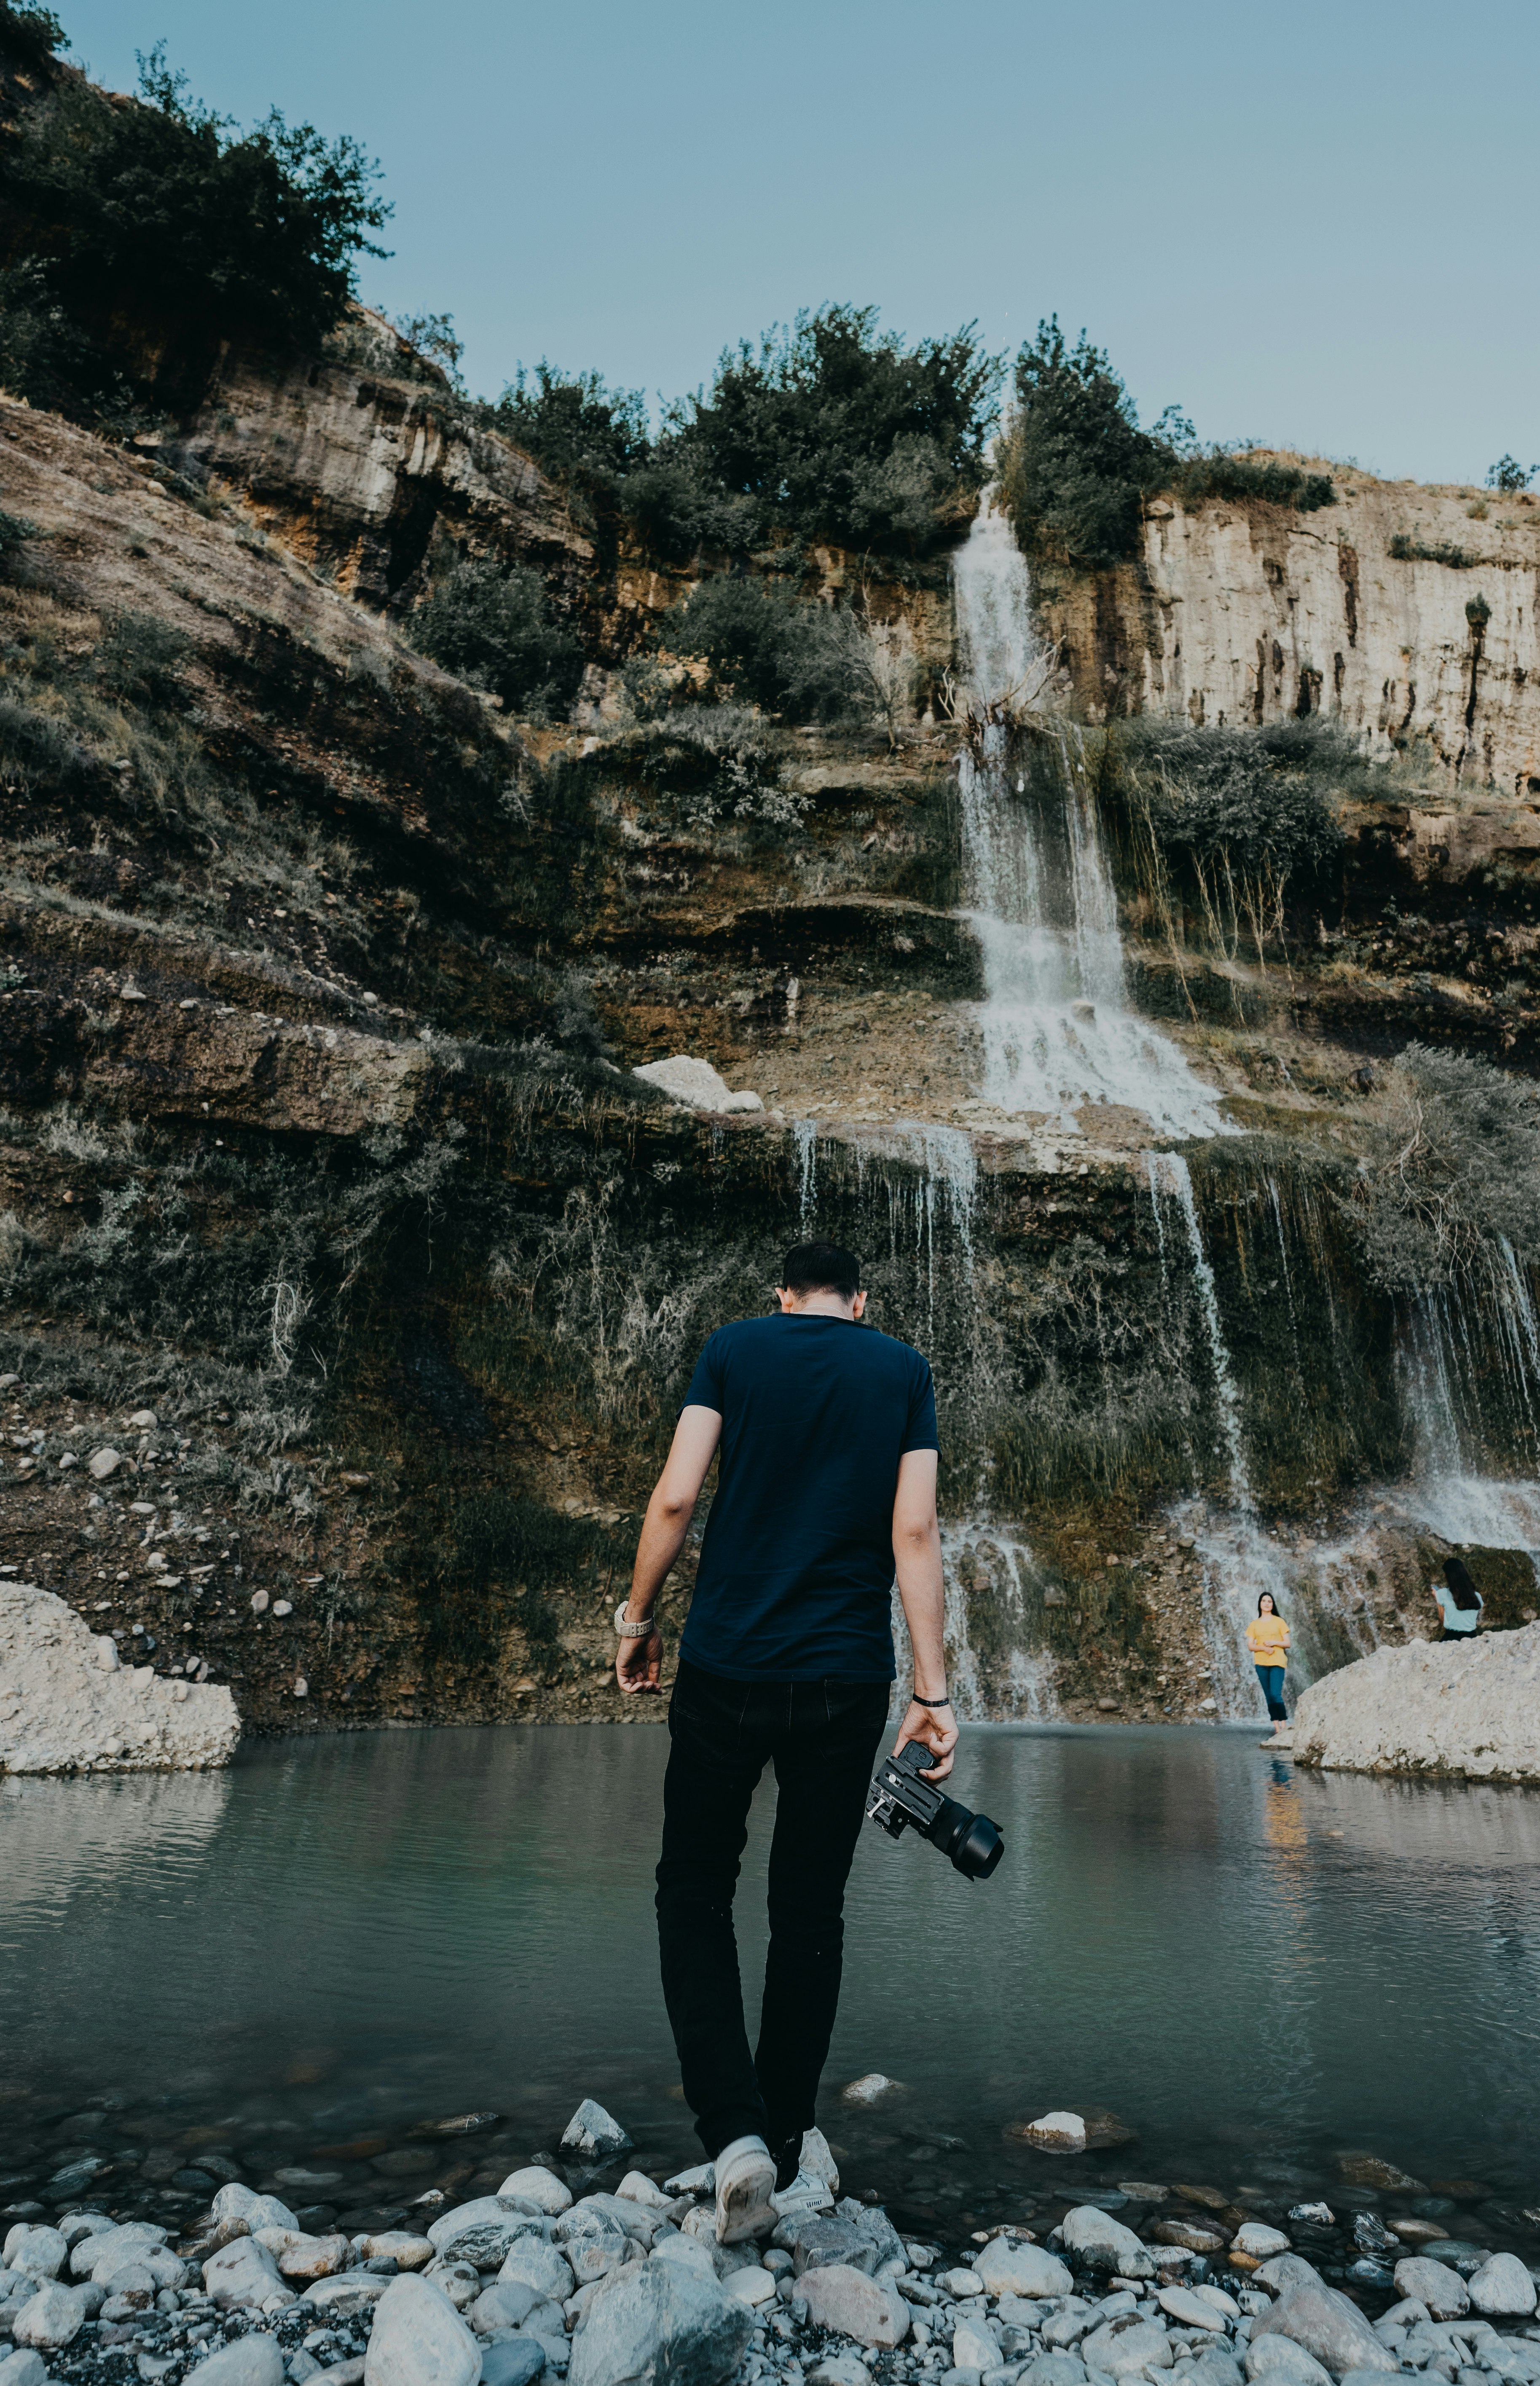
[952,493,1230,1141]
[1397,1250,1540,1563]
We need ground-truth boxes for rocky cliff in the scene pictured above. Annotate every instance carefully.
[1036,460,1540,799]
[3,313,1540,1747]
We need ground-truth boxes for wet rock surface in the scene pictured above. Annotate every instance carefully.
[4,2114,1537,2386]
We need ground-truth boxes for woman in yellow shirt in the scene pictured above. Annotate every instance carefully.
[1245,1593,1290,1738]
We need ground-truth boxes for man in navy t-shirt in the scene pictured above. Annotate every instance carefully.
[614,1238,958,2246]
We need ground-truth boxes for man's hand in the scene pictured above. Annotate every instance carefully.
[616,1626,663,1695]
[894,1699,958,1781]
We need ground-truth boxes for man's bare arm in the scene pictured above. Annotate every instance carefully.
[891,1447,958,1780]
[615,1404,722,1694]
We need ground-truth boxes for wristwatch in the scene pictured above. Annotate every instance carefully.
[614,1603,654,1639]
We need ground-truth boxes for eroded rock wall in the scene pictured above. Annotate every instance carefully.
[1033,464,1540,798]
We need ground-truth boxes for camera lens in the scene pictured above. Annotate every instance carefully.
[925,1796,1005,1879]
[955,1811,1004,1879]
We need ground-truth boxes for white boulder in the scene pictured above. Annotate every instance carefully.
[1292,1622,1540,1782]
[1468,2253,1537,2317]
[796,2266,909,2350]
[11,2284,85,2350]
[568,2256,754,2386]
[365,2272,481,2386]
[1060,2206,1154,2278]
[1,2230,65,2283]
[0,1585,239,1775]
[633,1057,763,1115]
[974,2240,1072,2299]
[499,2166,574,2214]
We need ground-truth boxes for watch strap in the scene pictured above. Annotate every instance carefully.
[614,1602,654,1639]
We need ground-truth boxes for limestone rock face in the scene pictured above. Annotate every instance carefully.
[1035,465,1540,798]
[0,1586,239,1776]
[177,311,589,613]
[1292,1623,1540,1782]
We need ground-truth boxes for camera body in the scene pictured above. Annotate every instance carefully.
[866,1738,1004,1881]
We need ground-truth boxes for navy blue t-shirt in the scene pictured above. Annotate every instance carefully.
[677,1313,939,1683]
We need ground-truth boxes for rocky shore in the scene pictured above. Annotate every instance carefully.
[1291,1625,1540,1784]
[2,2102,1537,2386]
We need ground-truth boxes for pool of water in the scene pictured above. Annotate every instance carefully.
[4,1723,1539,2231]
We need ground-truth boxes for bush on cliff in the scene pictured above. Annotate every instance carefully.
[1350,1043,1540,1292]
[1112,717,1348,959]
[409,558,584,720]
[998,317,1333,567]
[0,29,390,406]
[660,576,854,722]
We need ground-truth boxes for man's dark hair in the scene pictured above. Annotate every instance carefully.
[781,1240,861,1299]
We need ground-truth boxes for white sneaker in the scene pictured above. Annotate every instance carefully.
[714,2134,778,2244]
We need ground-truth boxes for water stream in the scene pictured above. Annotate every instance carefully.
[952,493,1229,1140]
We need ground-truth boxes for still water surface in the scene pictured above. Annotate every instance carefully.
[4,1724,1538,2209]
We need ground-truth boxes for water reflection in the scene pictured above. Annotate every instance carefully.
[1,1725,1536,2204]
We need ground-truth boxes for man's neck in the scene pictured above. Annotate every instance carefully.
[782,1294,854,1320]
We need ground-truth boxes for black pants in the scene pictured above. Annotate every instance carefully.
[655,1656,891,2160]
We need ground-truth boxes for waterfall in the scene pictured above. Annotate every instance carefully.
[1397,1252,1540,1561]
[950,494,1231,1142]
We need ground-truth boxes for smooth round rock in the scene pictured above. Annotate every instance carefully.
[1391,2258,1469,2319]
[1466,2252,1537,2318]
[183,2337,284,2386]
[498,2170,573,2217]
[365,2272,481,2386]
[11,2282,85,2351]
[480,2343,547,2386]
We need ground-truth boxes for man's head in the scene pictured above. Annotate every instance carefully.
[778,1239,865,1319]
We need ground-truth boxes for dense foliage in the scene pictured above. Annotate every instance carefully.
[1351,1044,1540,1292]
[488,308,1001,566]
[0,21,390,408]
[658,576,853,720]
[409,557,584,719]
[998,317,1333,566]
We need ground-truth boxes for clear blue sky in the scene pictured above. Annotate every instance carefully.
[59,0,1539,487]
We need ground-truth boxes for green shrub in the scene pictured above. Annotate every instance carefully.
[998,319,1170,566]
[1000,318,1333,566]
[674,305,1000,558]
[488,362,650,505]
[1113,718,1350,963]
[1172,453,1334,512]
[1349,1044,1540,1291]
[0,504,40,559]
[0,37,390,387]
[409,556,585,719]
[661,575,853,720]
[1390,534,1473,568]
[1486,455,1533,493]
[0,1,67,67]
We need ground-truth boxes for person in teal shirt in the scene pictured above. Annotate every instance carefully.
[1432,1555,1484,1639]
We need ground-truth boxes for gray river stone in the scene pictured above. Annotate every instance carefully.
[561,2101,633,2160]
[568,2257,752,2386]
[186,2334,285,2386]
[472,2280,539,2334]
[1249,2280,1395,2377]
[1253,2260,1324,2297]
[1173,2353,1244,2386]
[0,2352,48,2386]
[69,2223,166,2281]
[791,2219,875,2279]
[1024,2359,1090,2386]
[429,2199,545,2271]
[1244,2341,1333,2386]
[1468,2253,1537,2317]
[1060,2211,1153,2280]
[212,2187,300,2235]
[1041,2301,1098,2350]
[1081,2315,1173,2376]
[1391,2259,1468,2319]
[795,2265,911,2351]
[10,2283,84,2350]
[0,2231,65,2285]
[366,2273,482,2386]
[554,2212,630,2284]
[500,2240,577,2303]
[499,2169,574,2217]
[1158,2289,1226,2333]
[482,2344,548,2386]
[974,2242,1073,2299]
[204,2239,285,2313]
[56,2215,115,2251]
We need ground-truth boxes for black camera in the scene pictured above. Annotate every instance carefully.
[866,1739,1004,1881]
